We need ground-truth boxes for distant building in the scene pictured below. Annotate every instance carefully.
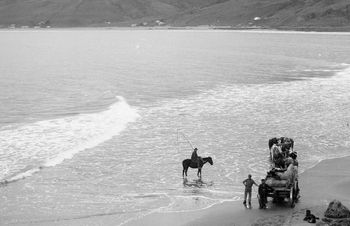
[37,20,50,28]
[254,17,261,21]
[137,22,148,26]
[155,19,165,26]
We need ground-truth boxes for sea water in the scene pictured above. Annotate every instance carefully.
[0,30,350,225]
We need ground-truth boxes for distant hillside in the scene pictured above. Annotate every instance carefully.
[0,0,349,30]
[171,0,350,31]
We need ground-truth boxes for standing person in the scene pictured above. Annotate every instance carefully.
[258,179,274,209]
[242,174,258,208]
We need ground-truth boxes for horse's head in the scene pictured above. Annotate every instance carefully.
[207,157,213,165]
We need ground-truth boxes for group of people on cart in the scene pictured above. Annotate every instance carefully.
[269,137,298,168]
[245,137,299,208]
[239,137,300,209]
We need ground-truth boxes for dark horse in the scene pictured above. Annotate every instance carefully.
[182,157,213,178]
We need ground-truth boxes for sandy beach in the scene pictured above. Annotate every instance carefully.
[125,156,350,226]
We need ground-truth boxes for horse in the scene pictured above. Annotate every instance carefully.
[182,157,213,178]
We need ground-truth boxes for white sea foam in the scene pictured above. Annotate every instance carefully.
[146,64,350,183]
[335,65,350,78]
[0,96,139,182]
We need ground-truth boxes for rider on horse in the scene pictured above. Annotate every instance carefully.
[191,148,203,169]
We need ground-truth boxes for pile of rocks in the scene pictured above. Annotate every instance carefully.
[317,200,350,226]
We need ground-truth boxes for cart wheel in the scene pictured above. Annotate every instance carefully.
[295,181,300,203]
[290,187,295,208]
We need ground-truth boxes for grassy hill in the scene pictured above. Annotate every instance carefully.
[169,0,350,30]
[0,0,349,30]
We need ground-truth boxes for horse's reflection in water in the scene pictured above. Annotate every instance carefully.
[183,178,214,188]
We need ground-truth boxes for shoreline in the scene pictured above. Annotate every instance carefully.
[123,155,350,226]
[1,26,350,34]
[23,155,350,226]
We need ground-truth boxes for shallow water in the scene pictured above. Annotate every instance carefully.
[0,30,350,225]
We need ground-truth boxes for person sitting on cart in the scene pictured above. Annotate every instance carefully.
[281,143,291,157]
[258,179,274,209]
[275,152,285,169]
[290,152,298,167]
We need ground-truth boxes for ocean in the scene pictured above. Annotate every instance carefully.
[0,29,350,225]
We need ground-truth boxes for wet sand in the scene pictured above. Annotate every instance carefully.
[125,156,350,226]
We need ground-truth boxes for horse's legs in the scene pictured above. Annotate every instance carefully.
[183,166,188,177]
[197,168,201,178]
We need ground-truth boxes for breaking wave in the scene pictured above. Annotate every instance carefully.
[0,96,139,184]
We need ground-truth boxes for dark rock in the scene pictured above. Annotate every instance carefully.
[322,217,350,226]
[324,200,350,219]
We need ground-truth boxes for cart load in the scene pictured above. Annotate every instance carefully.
[265,178,289,187]
[266,162,298,188]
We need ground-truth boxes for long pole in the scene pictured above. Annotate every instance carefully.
[177,130,195,150]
